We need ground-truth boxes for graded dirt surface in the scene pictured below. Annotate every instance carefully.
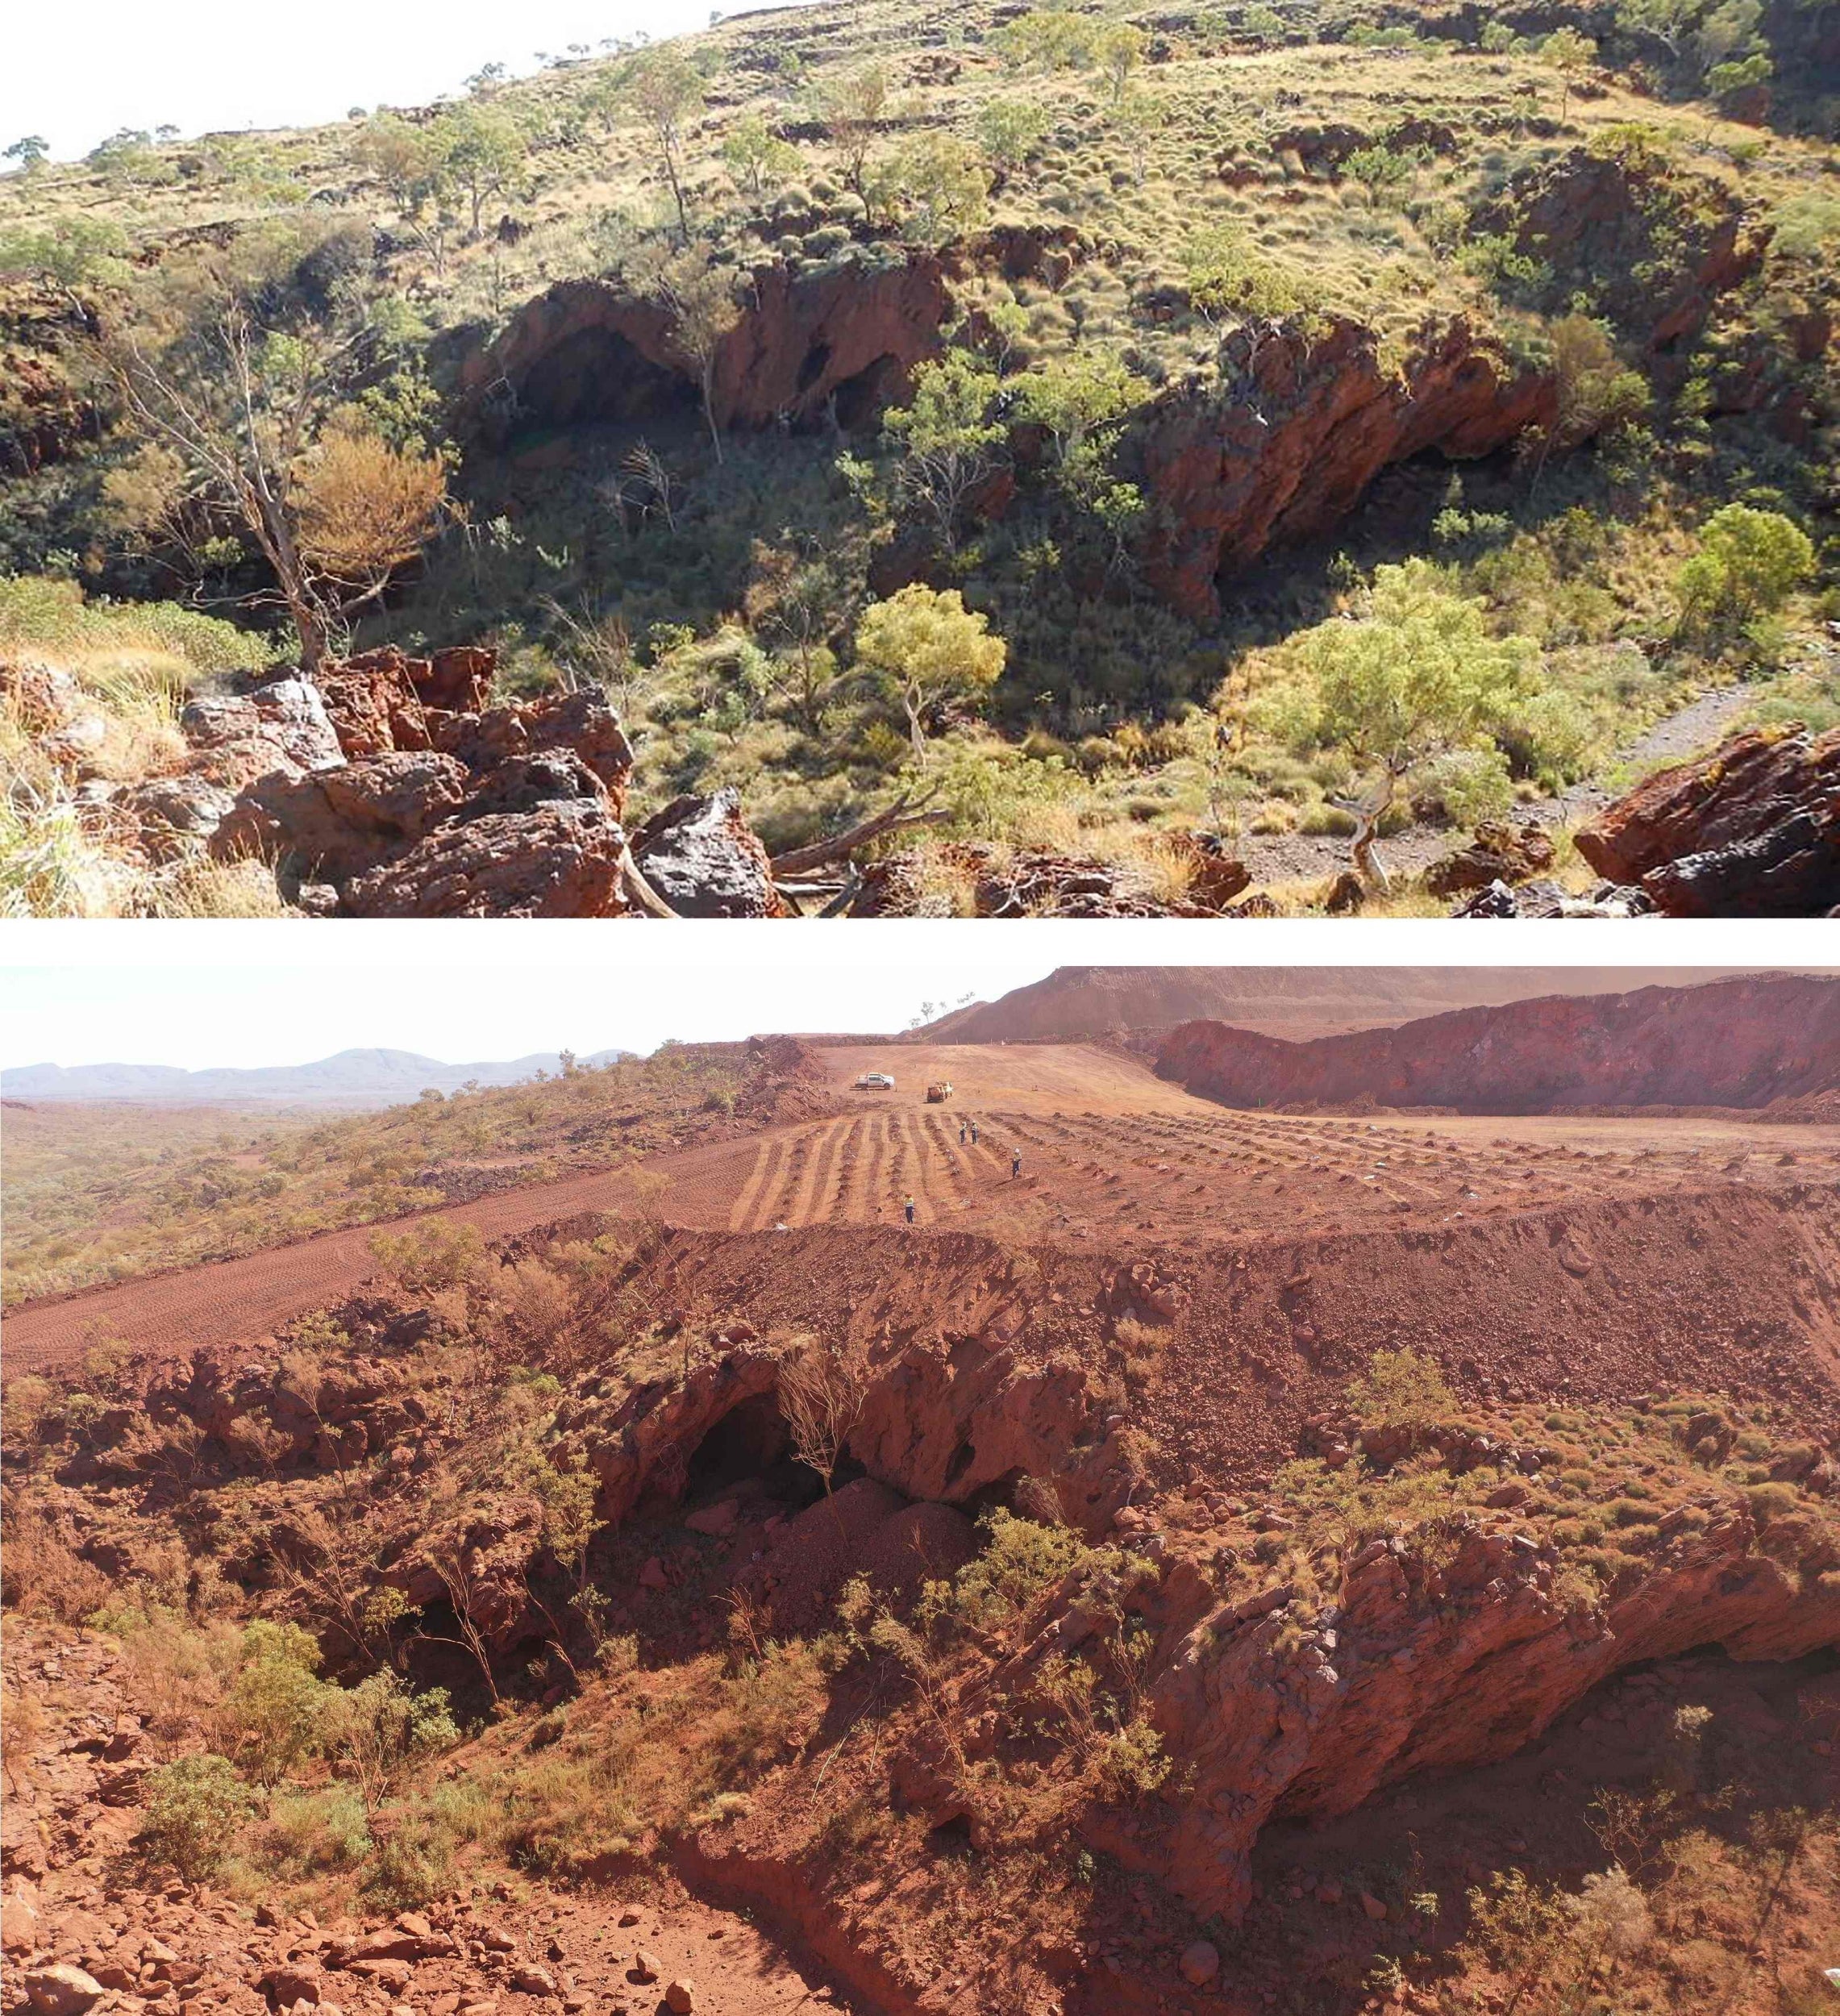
[11,1035,1840,1380]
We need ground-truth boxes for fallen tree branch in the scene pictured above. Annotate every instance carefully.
[768,791,947,877]
[618,842,681,918]
[816,866,864,918]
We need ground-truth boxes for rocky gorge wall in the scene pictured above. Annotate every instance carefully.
[1155,973,1840,1114]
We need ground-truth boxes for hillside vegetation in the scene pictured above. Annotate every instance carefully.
[1,0,1835,910]
[2,1042,777,1306]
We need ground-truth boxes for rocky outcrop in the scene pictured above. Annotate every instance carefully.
[561,1321,1130,1534]
[1422,821,1556,898]
[0,348,98,478]
[314,644,495,756]
[1574,723,1840,916]
[460,251,953,445]
[1450,876,1653,918]
[1469,144,1769,357]
[1131,316,1553,620]
[1138,1487,1840,1922]
[631,789,786,918]
[177,680,346,791]
[1156,973,1840,1111]
[336,799,635,918]
[173,648,643,916]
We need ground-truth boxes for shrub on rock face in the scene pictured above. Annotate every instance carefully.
[1345,1347,1456,1430]
[138,1753,255,1876]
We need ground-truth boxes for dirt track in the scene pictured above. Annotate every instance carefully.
[10,1040,1840,1375]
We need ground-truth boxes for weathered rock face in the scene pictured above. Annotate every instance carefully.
[0,347,98,478]
[177,679,346,790]
[1422,820,1556,898]
[226,752,473,881]
[1131,316,1554,619]
[315,644,495,756]
[631,788,787,918]
[460,252,954,445]
[189,648,641,915]
[1574,723,1840,916]
[339,800,634,918]
[1156,973,1840,1112]
[566,1321,1125,1534]
[1139,1495,1840,1922]
[1470,145,1768,358]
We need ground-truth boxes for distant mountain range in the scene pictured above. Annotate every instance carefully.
[3,1048,635,1106]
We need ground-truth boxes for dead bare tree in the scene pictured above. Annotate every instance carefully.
[422,1547,505,1707]
[778,1337,867,1543]
[768,789,951,879]
[109,306,445,672]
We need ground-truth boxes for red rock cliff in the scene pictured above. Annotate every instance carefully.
[1155,974,1840,1112]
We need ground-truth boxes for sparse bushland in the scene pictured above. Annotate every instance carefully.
[0,1039,775,1306]
[2,0,1833,910]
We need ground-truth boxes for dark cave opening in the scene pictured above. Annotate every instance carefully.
[681,1389,864,1511]
[796,339,833,394]
[511,325,700,435]
[832,353,908,431]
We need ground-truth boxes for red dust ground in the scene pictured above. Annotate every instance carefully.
[9,1039,1840,1377]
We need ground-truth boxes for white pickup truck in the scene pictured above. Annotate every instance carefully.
[855,1072,896,1090]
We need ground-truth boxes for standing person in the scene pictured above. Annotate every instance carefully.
[904,1193,916,1224]
[1010,1151,1022,1181]
[971,1121,980,1145]
[959,1121,966,1146]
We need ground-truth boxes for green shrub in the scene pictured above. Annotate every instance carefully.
[139,1754,256,1876]
[321,1670,460,1810]
[1677,506,1813,634]
[952,1509,1106,1631]
[224,1620,333,1784]
[1346,1347,1456,1429]
[0,575,276,677]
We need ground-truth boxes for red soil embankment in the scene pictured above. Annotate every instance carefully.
[576,1177,1840,1491]
[1157,974,1840,1114]
[919,966,1792,1045]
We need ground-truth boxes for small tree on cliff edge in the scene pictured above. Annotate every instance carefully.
[1264,559,1537,891]
[624,241,741,461]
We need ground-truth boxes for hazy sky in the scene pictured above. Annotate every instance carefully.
[0,951,1052,1072]
[1,921,1812,1072]
[2,0,783,161]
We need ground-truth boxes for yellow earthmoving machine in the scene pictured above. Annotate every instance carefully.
[925,1081,953,1102]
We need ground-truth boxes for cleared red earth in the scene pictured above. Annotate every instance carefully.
[10,1036,1840,1378]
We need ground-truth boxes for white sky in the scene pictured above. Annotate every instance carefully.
[2,0,779,163]
[0,918,1814,1074]
[0,948,1050,1071]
